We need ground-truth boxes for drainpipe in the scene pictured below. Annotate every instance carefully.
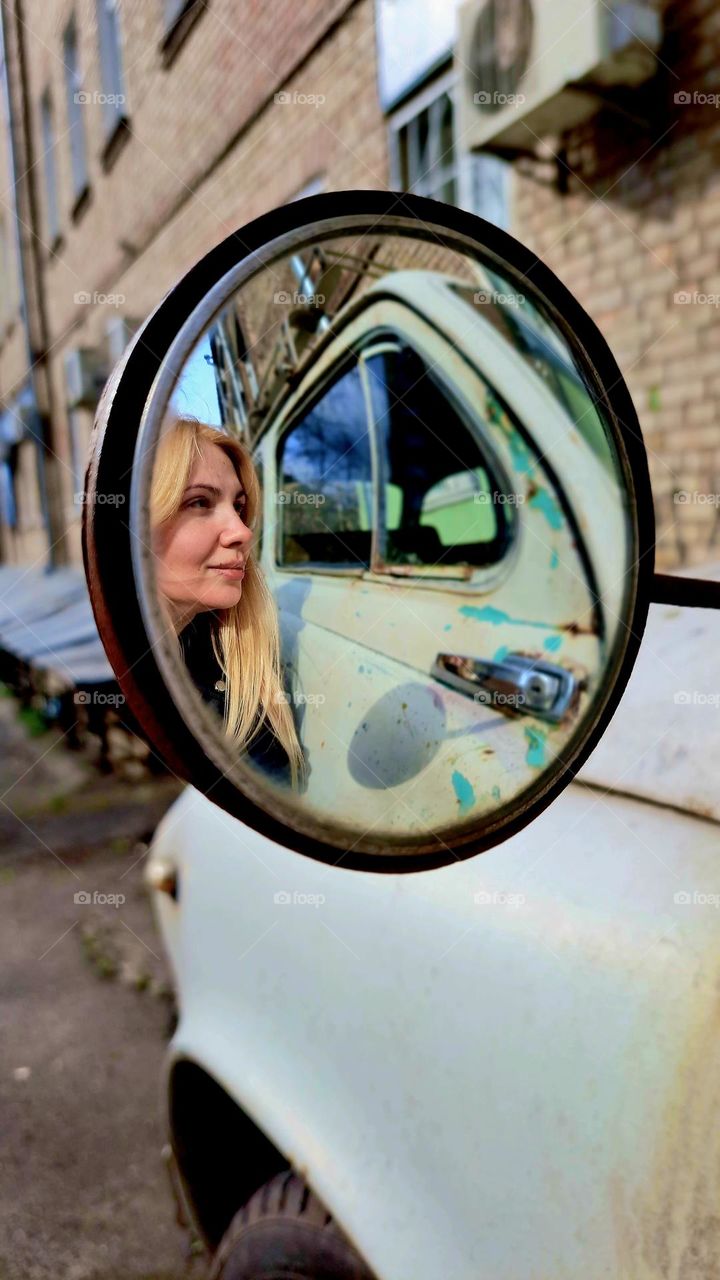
[0,0,69,568]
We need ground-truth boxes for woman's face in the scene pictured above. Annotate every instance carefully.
[152,441,253,633]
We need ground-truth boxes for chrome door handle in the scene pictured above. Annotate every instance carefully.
[431,652,578,722]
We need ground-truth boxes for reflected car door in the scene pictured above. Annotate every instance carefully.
[257,298,613,834]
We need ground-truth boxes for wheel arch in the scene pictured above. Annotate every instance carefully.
[168,1057,291,1251]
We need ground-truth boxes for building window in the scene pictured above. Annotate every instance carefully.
[40,90,61,242]
[160,0,206,66]
[0,213,9,321]
[388,67,510,229]
[96,0,127,138]
[389,70,458,203]
[288,175,326,202]
[164,0,191,27]
[63,15,89,204]
[67,407,86,502]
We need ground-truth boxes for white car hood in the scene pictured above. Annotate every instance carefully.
[577,560,720,824]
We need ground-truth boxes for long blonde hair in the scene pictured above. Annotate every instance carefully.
[150,415,304,789]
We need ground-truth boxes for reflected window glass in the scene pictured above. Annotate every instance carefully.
[278,362,372,567]
[364,344,508,570]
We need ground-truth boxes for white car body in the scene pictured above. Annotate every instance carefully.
[150,569,720,1279]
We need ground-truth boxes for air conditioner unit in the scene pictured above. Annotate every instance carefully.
[64,347,108,408]
[456,0,662,154]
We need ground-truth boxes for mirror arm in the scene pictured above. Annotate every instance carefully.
[651,573,720,610]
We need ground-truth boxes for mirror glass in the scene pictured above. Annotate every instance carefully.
[134,222,636,858]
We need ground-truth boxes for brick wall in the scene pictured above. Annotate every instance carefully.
[1,0,388,564]
[2,0,720,571]
[513,0,720,569]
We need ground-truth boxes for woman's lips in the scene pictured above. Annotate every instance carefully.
[210,565,245,579]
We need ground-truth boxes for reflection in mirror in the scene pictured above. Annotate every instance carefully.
[149,418,305,790]
[141,225,635,854]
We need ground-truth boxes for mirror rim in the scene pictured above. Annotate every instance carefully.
[83,189,656,874]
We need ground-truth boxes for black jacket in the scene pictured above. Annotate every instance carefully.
[179,613,294,784]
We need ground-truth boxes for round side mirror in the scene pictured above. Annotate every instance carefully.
[83,191,655,872]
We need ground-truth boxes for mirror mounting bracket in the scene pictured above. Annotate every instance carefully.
[652,573,720,610]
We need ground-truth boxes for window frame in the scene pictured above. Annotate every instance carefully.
[40,88,61,244]
[95,0,129,144]
[273,326,516,581]
[387,65,511,229]
[388,66,458,203]
[62,14,90,208]
[359,333,511,575]
[160,0,207,67]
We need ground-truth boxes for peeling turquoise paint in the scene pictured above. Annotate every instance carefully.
[550,549,559,569]
[460,604,550,630]
[491,785,501,801]
[493,645,510,662]
[543,635,563,652]
[452,770,476,814]
[529,487,564,530]
[506,428,535,475]
[443,623,453,631]
[524,726,547,768]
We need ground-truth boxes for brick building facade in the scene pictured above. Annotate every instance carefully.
[0,0,718,573]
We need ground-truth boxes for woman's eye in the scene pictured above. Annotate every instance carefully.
[187,497,209,509]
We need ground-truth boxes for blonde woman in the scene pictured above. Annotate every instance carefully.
[149,415,305,789]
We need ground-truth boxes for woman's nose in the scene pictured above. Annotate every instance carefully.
[218,508,252,546]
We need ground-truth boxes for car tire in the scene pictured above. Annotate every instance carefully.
[209,1169,375,1280]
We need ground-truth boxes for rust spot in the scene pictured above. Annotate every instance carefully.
[559,619,599,637]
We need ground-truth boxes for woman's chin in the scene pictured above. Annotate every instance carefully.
[206,584,243,609]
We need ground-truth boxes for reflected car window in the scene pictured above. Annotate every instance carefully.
[364,344,509,570]
[278,362,373,567]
